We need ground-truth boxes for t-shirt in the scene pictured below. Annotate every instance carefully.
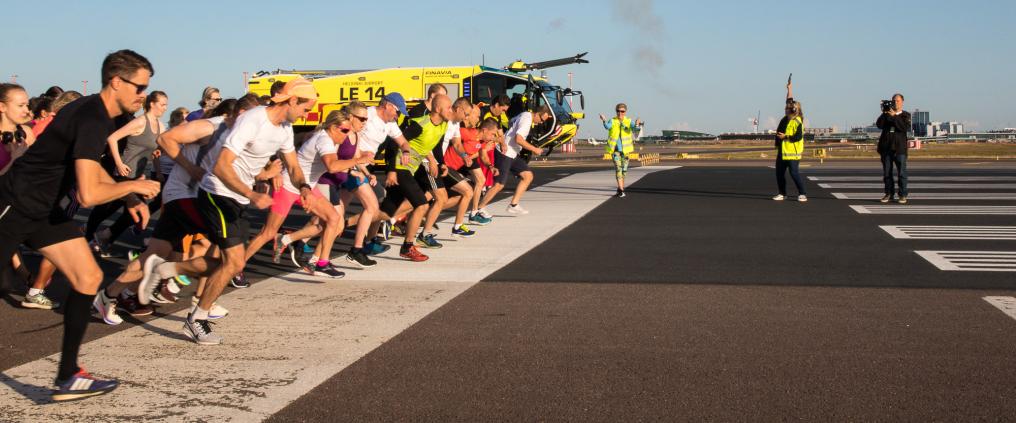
[162,116,227,203]
[502,112,532,159]
[445,126,482,171]
[432,121,461,165]
[185,109,205,122]
[0,95,128,215]
[199,106,295,204]
[281,129,338,194]
[396,115,447,174]
[408,102,429,119]
[358,106,402,154]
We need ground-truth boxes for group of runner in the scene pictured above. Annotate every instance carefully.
[0,50,548,401]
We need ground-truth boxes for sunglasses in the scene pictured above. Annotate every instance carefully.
[208,97,222,102]
[616,110,626,113]
[119,77,148,95]
[352,114,368,123]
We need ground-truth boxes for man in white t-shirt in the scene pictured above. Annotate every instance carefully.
[139,78,318,345]
[476,104,551,215]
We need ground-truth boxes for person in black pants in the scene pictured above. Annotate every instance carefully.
[773,81,807,201]
[876,93,912,204]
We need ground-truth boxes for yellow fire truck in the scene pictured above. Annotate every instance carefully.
[246,53,588,155]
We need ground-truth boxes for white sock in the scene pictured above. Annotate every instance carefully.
[309,255,319,264]
[280,234,292,246]
[28,288,43,297]
[190,305,210,322]
[154,262,178,280]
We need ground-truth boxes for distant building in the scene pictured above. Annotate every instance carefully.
[804,127,834,136]
[913,110,930,136]
[661,130,717,141]
[926,121,964,137]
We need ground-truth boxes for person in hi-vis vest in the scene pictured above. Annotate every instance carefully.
[599,103,642,198]
[773,81,807,202]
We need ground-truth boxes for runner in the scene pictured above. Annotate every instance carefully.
[475,105,550,215]
[139,78,318,345]
[85,90,168,255]
[480,94,511,132]
[448,106,496,226]
[185,86,221,121]
[97,97,257,324]
[416,96,476,247]
[0,50,161,401]
[244,107,372,278]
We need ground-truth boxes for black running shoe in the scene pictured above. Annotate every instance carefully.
[230,272,250,289]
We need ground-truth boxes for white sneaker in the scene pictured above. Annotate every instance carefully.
[798,195,808,202]
[93,290,122,326]
[138,255,166,305]
[191,296,229,320]
[507,204,529,215]
[478,208,493,219]
[772,194,786,201]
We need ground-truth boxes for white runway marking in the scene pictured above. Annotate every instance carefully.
[915,251,1016,272]
[0,166,679,421]
[881,226,1016,240]
[820,183,1016,189]
[833,193,1016,200]
[850,205,1016,215]
[983,296,1016,322]
[809,176,1016,182]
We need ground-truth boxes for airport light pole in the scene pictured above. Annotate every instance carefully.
[82,81,88,95]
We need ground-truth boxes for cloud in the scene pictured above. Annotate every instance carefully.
[547,17,566,31]
[610,0,670,91]
[612,0,663,37]
[634,46,664,77]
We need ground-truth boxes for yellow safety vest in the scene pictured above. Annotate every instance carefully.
[781,116,804,161]
[606,117,635,155]
[483,111,509,132]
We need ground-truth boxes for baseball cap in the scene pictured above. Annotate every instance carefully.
[270,77,317,103]
[382,92,408,116]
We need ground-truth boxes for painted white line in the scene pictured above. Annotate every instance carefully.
[915,251,1016,272]
[983,296,1016,321]
[881,226,1016,240]
[850,205,1016,215]
[819,183,1016,189]
[833,193,1016,200]
[809,176,1016,181]
[0,166,679,421]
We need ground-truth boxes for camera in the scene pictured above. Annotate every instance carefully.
[881,100,894,113]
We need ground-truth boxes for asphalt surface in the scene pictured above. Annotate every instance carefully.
[269,162,1016,421]
[4,161,1016,421]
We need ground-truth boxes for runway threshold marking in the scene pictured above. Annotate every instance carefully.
[915,251,1016,272]
[0,166,679,421]
[851,205,1016,215]
[881,226,1016,240]
[833,193,1016,200]
[983,297,1016,322]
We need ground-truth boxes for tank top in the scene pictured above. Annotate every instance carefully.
[318,135,358,186]
[121,115,161,179]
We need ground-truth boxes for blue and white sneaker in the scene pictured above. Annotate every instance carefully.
[468,213,492,226]
[451,225,476,238]
[173,274,192,286]
[415,233,443,249]
[380,221,392,241]
[363,240,391,255]
[52,369,118,402]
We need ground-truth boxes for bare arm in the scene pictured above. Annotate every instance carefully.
[158,119,214,180]
[74,159,159,207]
[321,152,373,173]
[106,117,145,175]
[212,148,257,200]
[514,134,542,154]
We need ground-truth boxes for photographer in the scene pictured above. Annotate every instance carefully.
[876,93,911,204]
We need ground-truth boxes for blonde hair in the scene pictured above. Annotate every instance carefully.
[342,101,367,117]
[51,90,83,113]
[787,101,803,119]
[317,109,350,131]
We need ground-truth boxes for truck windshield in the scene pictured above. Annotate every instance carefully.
[536,81,574,123]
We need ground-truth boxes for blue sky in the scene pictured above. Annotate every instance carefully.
[3,0,1013,137]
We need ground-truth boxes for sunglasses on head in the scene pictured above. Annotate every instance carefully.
[118,76,148,95]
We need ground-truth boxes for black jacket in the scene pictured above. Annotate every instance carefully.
[876,111,911,154]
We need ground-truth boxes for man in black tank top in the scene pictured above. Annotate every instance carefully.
[0,50,161,402]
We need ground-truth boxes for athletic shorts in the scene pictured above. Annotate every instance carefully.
[270,186,325,217]
[442,168,468,190]
[0,202,81,265]
[379,169,429,216]
[342,173,369,192]
[494,151,531,185]
[152,198,209,252]
[195,189,250,249]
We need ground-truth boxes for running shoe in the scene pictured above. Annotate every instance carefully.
[363,240,391,255]
[230,271,250,289]
[898,196,908,204]
[93,230,114,258]
[290,243,308,268]
[400,245,429,262]
[618,190,626,198]
[380,221,392,240]
[116,294,153,317]
[415,233,443,249]
[138,255,165,305]
[772,194,786,201]
[21,292,59,310]
[191,296,229,320]
[392,221,407,237]
[302,241,314,254]
[880,195,892,203]
[478,208,493,219]
[271,234,287,264]
[451,225,476,238]
[151,280,178,304]
[313,263,346,279]
[506,204,529,215]
[798,195,808,202]
[127,250,140,261]
[52,369,118,402]
[468,213,492,226]
[174,274,193,286]
[92,290,122,326]
[345,249,377,268]
[183,317,222,346]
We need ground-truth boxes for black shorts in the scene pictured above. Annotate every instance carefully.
[195,189,249,249]
[0,202,82,267]
[442,168,468,190]
[494,151,531,185]
[152,198,208,252]
[379,169,430,216]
